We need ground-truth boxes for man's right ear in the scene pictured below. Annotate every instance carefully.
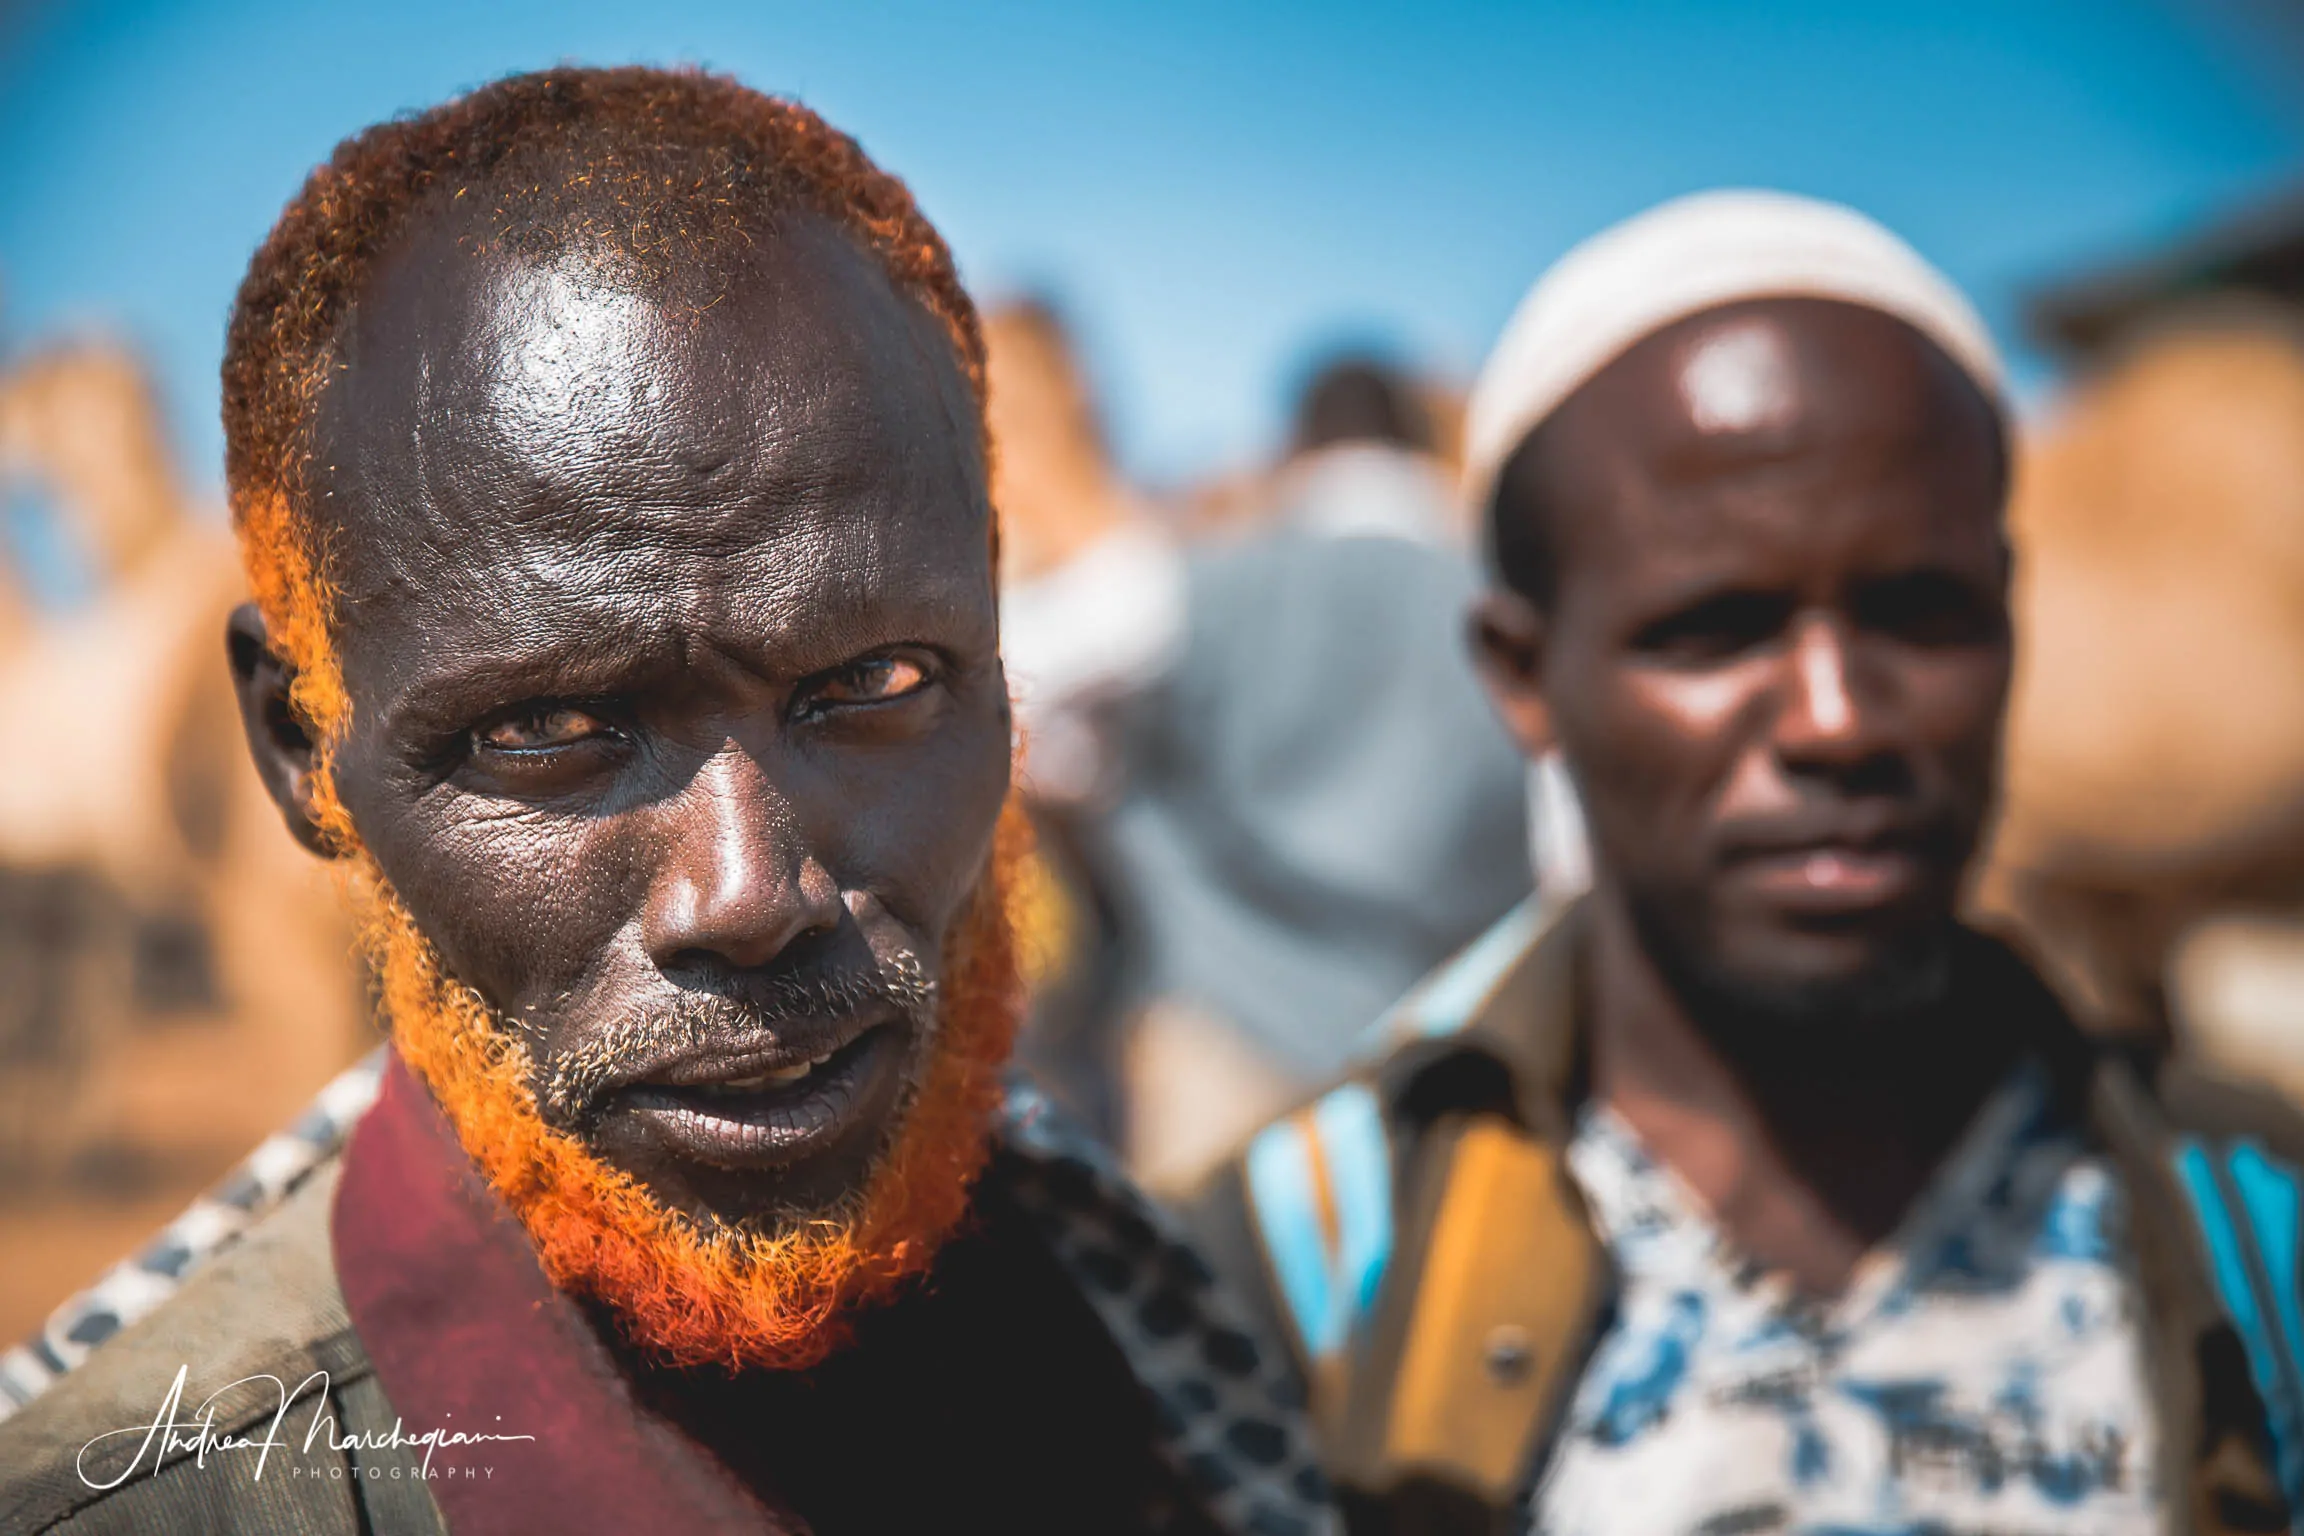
[226,603,339,858]
[1469,589,1555,761]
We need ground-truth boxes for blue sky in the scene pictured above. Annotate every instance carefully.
[1,0,2299,499]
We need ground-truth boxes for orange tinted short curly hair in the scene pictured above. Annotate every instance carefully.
[221,66,987,813]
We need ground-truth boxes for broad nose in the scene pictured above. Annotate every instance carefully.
[1772,614,1875,767]
[641,745,842,974]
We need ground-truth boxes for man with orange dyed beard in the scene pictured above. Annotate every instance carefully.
[0,67,1325,1536]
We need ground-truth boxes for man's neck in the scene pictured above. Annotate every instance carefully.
[1582,895,2014,1297]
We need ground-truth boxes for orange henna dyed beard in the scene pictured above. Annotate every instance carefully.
[347,813,1024,1374]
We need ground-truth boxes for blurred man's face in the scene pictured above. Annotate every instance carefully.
[1478,298,2010,1039]
[243,206,1012,1235]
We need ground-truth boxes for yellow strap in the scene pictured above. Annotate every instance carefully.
[1339,1115,1600,1519]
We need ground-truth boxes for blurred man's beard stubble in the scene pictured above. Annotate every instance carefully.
[1626,885,1960,1077]
[344,813,1025,1374]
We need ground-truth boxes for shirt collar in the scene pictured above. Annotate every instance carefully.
[1374,899,2115,1147]
[1568,1056,2071,1315]
[1371,898,1589,1141]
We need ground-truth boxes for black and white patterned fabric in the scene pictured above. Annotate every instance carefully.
[1002,1078,1336,1535]
[0,1056,1336,1535]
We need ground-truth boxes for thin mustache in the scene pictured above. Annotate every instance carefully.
[1717,811,1953,859]
[539,955,936,1127]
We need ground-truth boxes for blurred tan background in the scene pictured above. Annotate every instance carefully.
[1983,200,2304,1083]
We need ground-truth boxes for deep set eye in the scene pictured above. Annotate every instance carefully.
[1855,571,2004,646]
[807,652,936,711]
[1629,590,1794,664]
[476,704,617,752]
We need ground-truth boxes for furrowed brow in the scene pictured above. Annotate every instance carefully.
[376,620,681,739]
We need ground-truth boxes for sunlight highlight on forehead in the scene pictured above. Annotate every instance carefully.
[480,261,677,446]
[1679,319,1799,437]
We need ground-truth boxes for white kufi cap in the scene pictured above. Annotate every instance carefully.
[1461,189,2004,525]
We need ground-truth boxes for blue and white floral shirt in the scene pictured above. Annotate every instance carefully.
[1530,1059,2165,1535]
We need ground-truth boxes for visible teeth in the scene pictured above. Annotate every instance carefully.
[710,1050,839,1094]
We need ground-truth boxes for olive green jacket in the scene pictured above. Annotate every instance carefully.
[0,1162,451,1536]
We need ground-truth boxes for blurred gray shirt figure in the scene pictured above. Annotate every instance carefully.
[1005,358,1532,1183]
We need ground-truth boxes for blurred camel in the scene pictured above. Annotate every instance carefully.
[1982,307,2304,1079]
[984,298,1157,585]
[0,335,365,1340]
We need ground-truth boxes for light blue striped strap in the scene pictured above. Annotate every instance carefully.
[1315,1084,1393,1332]
[1244,1083,1394,1361]
[1245,900,1544,1363]
[2175,1135,2304,1525]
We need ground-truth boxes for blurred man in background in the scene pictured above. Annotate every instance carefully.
[1263,358,1459,545]
[1002,340,1530,1194]
[977,299,1153,1141]
[1199,191,2304,1536]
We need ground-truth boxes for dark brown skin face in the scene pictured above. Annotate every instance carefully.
[228,206,1010,1229]
[1476,297,2011,1054]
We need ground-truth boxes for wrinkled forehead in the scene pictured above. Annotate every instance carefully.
[308,204,987,626]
